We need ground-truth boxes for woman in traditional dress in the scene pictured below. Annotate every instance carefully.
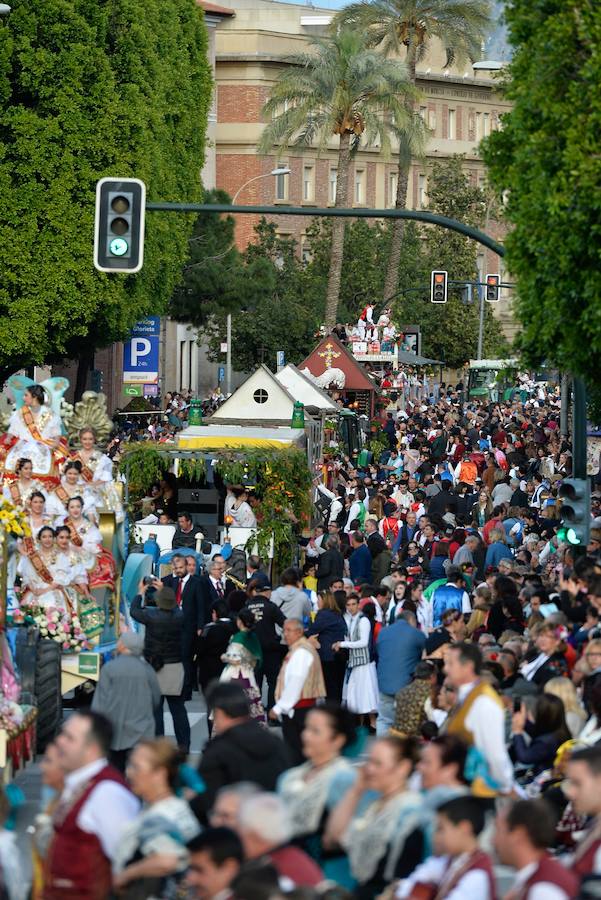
[27,492,54,538]
[220,608,265,725]
[54,525,104,637]
[62,496,116,592]
[325,735,426,899]
[17,527,73,613]
[333,596,379,727]
[50,461,97,522]
[71,427,123,521]
[278,703,358,884]
[3,458,45,509]
[3,385,63,478]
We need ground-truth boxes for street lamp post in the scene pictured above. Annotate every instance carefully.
[224,166,291,395]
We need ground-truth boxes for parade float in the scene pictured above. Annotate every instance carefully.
[0,376,125,767]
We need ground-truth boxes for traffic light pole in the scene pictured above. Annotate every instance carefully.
[573,377,587,479]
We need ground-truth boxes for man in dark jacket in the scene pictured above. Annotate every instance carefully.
[316,536,344,591]
[130,584,191,751]
[349,531,372,584]
[244,580,286,710]
[158,553,205,699]
[192,682,291,824]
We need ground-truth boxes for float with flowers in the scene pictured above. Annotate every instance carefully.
[0,377,127,768]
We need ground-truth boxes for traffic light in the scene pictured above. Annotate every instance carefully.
[94,177,146,273]
[430,270,448,303]
[485,273,500,302]
[558,478,590,546]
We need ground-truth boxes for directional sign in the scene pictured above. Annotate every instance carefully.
[123,316,160,383]
[124,384,143,397]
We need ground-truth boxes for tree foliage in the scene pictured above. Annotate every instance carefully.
[0,0,211,377]
[481,0,601,400]
[259,27,413,327]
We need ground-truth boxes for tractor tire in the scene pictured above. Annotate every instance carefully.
[34,639,62,753]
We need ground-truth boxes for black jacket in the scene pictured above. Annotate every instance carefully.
[196,619,235,690]
[192,720,292,823]
[162,573,205,633]
[244,597,286,653]
[316,548,344,592]
[130,595,184,664]
[198,575,236,625]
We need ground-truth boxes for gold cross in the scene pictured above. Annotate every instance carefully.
[318,342,341,369]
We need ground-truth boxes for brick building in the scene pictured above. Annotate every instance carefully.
[214,0,514,336]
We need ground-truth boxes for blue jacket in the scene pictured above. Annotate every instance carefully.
[376,620,426,695]
[349,544,372,583]
[432,582,466,628]
[307,609,347,662]
[485,541,514,570]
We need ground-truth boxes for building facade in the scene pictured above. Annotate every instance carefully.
[214,0,514,336]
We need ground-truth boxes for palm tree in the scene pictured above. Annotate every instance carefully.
[259,28,413,329]
[335,0,492,303]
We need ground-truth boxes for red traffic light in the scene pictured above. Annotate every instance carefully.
[485,273,500,302]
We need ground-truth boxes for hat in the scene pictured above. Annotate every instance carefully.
[119,631,144,656]
[155,587,177,610]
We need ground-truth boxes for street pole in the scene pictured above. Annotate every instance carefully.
[226,313,232,397]
[573,377,587,479]
[477,284,485,360]
[560,374,571,438]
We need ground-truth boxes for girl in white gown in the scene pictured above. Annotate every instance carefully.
[50,460,98,523]
[4,386,62,477]
[3,458,46,510]
[17,526,77,613]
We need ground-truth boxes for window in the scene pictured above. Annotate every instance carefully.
[389,172,398,207]
[303,165,314,202]
[275,168,288,201]
[483,112,490,137]
[448,109,456,140]
[329,167,338,204]
[418,173,427,209]
[428,107,437,132]
[419,106,428,122]
[475,112,482,140]
[253,388,269,404]
[354,169,365,204]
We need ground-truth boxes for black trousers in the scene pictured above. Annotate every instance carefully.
[281,706,312,766]
[321,658,346,704]
[257,649,284,710]
[155,695,191,752]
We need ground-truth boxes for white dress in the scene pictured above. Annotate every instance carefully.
[73,451,124,522]
[17,550,78,612]
[5,406,62,475]
[340,615,379,714]
[50,478,99,523]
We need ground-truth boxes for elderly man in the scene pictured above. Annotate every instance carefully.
[237,792,324,887]
[269,619,326,764]
[91,632,161,771]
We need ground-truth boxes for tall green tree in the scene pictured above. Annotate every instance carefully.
[335,0,492,303]
[259,27,412,329]
[481,0,601,409]
[0,0,211,392]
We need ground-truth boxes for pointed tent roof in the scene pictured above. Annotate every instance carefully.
[299,333,380,393]
[275,364,338,412]
[209,364,300,423]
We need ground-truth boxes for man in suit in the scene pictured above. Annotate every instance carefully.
[158,553,204,699]
[349,531,372,584]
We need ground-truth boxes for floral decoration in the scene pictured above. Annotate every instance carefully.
[0,499,31,539]
[18,604,91,652]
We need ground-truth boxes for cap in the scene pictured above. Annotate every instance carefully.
[155,587,177,610]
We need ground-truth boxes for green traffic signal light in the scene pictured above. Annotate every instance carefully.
[557,525,580,545]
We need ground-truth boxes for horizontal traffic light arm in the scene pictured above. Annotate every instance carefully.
[145,202,505,258]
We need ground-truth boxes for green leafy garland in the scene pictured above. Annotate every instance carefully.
[119,445,169,494]
[215,448,313,566]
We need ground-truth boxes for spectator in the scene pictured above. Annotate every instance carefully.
[375,609,426,736]
[316,537,345,592]
[306,591,347,703]
[349,531,372,584]
[192,683,291,824]
[270,567,312,624]
[172,512,198,550]
[511,694,571,779]
[91,631,161,772]
[196,600,236,692]
[244,580,285,711]
[185,828,244,900]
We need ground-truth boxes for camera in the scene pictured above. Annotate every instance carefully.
[143,575,156,586]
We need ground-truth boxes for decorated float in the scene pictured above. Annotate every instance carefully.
[0,376,125,767]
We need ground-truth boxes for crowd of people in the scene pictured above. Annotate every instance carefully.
[6,381,601,900]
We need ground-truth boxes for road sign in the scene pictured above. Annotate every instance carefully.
[123,384,143,397]
[143,384,159,397]
[218,366,225,383]
[123,316,160,383]
[220,342,228,354]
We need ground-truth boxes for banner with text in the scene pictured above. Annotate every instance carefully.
[123,316,160,384]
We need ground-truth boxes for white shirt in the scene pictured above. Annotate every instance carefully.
[272,647,313,718]
[340,614,371,648]
[317,484,344,525]
[61,758,140,862]
[456,681,514,793]
[396,854,492,899]
[511,861,572,900]
[344,501,363,532]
